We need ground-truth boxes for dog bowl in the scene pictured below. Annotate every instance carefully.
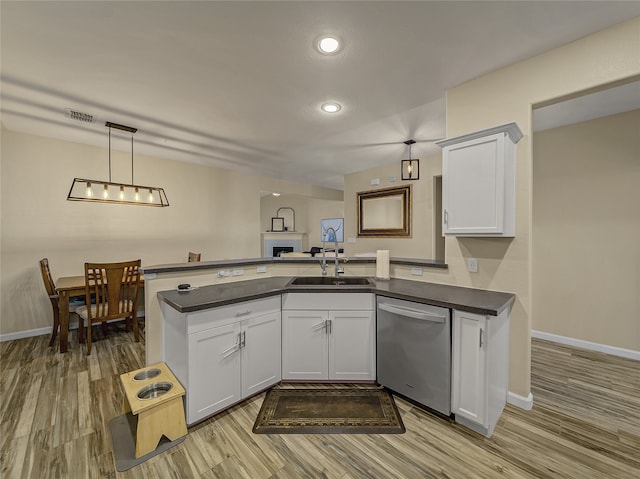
[133,368,161,381]
[137,381,173,400]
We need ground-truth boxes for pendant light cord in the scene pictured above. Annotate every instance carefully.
[108,126,112,182]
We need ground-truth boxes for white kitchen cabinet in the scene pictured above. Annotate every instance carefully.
[188,322,241,421]
[282,293,375,381]
[242,312,282,397]
[162,296,281,425]
[437,122,522,236]
[451,308,510,437]
[281,310,329,380]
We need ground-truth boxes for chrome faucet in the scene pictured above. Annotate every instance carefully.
[321,227,343,277]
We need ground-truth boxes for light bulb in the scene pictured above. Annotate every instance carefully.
[103,184,109,199]
[85,182,93,197]
[148,189,154,202]
[318,37,340,54]
[321,102,341,113]
[119,185,125,200]
[407,163,413,174]
[134,187,140,201]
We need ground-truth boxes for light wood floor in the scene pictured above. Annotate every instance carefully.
[1,327,639,478]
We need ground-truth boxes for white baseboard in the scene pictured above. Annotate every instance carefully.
[0,326,53,342]
[532,330,640,361]
[507,391,533,410]
[0,312,145,343]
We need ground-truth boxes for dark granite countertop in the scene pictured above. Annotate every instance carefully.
[142,256,447,275]
[158,276,514,317]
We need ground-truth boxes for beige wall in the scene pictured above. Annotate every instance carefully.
[0,127,341,335]
[533,109,640,351]
[2,18,639,400]
[343,154,442,258]
[443,17,640,398]
[341,18,640,399]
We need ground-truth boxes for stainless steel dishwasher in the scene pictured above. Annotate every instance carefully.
[376,296,451,416]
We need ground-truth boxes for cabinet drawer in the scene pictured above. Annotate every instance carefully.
[187,295,281,334]
[282,292,374,311]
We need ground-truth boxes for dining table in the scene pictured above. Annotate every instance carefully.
[55,275,144,353]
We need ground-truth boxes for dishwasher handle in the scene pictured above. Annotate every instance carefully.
[378,302,446,323]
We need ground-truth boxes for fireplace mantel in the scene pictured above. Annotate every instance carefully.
[261,232,308,257]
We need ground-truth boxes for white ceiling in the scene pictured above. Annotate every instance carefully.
[2,1,639,190]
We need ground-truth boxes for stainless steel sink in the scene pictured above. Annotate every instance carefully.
[288,276,373,286]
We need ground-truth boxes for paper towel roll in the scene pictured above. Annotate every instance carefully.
[376,250,390,280]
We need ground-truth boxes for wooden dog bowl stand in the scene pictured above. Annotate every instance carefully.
[120,362,187,458]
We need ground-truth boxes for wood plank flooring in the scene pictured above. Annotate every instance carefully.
[1,328,639,478]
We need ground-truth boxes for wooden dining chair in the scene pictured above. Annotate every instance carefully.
[75,259,141,355]
[188,252,201,262]
[39,258,86,347]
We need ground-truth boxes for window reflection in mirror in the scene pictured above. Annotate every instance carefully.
[357,185,411,237]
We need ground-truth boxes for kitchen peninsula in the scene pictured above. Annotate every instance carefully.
[142,256,514,436]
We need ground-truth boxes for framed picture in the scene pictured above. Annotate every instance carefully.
[321,218,344,243]
[271,217,285,232]
[358,185,411,237]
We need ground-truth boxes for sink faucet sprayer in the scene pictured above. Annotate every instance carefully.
[321,226,345,277]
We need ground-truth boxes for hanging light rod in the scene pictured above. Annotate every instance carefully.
[67,121,169,207]
[104,121,137,134]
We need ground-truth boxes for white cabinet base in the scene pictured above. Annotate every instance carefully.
[163,296,281,426]
[451,308,510,437]
[282,293,375,382]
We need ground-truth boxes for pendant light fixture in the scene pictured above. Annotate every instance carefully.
[67,122,169,206]
[401,139,420,181]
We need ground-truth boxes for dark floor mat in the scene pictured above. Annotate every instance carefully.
[253,387,405,434]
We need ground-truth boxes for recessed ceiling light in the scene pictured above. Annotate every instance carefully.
[318,36,340,54]
[272,192,281,197]
[321,102,342,113]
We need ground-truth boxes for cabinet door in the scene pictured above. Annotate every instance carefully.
[241,311,282,397]
[443,132,508,235]
[187,323,241,424]
[282,310,328,380]
[328,310,375,381]
[451,310,487,427]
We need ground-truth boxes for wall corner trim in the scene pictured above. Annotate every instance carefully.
[507,391,534,410]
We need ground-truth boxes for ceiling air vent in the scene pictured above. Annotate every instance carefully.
[65,108,94,123]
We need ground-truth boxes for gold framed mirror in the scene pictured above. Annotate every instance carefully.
[357,185,411,237]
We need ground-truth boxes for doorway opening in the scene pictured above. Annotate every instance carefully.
[433,175,445,261]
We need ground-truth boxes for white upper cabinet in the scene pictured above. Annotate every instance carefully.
[437,122,522,236]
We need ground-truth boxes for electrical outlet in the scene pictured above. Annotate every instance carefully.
[411,267,423,276]
[347,237,356,244]
[256,265,267,273]
[388,176,397,182]
[232,269,244,276]
[468,258,479,273]
[217,269,230,277]
[370,178,380,186]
